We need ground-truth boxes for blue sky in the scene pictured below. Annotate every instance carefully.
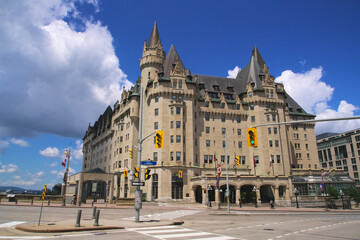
[1,0,360,190]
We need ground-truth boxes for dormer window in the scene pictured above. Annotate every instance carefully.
[221,102,225,109]
[227,86,234,92]
[213,85,220,91]
[199,83,206,90]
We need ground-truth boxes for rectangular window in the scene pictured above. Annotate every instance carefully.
[269,140,273,147]
[206,127,210,134]
[206,140,210,147]
[222,141,226,148]
[273,127,277,134]
[209,155,213,163]
[221,102,225,109]
[267,115,270,122]
[170,135,174,143]
[277,155,281,163]
[176,121,181,128]
[153,152,158,161]
[155,96,159,102]
[275,140,279,147]
[221,115,225,122]
[170,121,174,128]
[205,101,209,107]
[236,104,240,110]
[171,107,174,114]
[155,108,158,116]
[176,135,181,143]
[268,127,271,134]
[272,115,276,121]
[178,80,182,89]
[173,79,177,89]
[221,155,225,163]
[237,129,241,135]
[204,155,208,163]
[271,155,274,163]
[170,152,173,161]
[222,128,226,134]
[154,122,158,130]
[176,107,181,114]
[205,114,210,121]
[250,104,254,110]
[237,116,241,123]
[251,116,255,122]
[238,141,242,148]
[176,152,181,161]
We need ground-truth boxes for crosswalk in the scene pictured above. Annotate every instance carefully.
[0,221,26,228]
[126,225,239,240]
[122,210,201,221]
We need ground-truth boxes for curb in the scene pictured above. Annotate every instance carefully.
[15,220,184,233]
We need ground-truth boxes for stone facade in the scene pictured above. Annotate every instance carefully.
[80,22,321,206]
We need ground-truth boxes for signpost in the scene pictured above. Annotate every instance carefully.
[38,185,47,226]
[141,161,157,166]
[132,182,145,186]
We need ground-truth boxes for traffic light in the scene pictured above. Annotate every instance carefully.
[178,171,183,178]
[134,167,139,178]
[247,127,258,147]
[155,130,164,148]
[236,156,240,166]
[129,149,133,158]
[124,169,128,178]
[145,168,151,180]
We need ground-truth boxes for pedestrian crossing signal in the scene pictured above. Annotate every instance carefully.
[145,168,151,180]
[155,130,164,148]
[134,167,139,178]
[247,127,258,147]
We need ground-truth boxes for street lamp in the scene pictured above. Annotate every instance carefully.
[293,188,299,208]
[207,185,212,207]
[340,190,345,209]
[252,186,258,208]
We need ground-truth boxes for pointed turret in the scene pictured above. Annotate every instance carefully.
[236,53,265,93]
[147,21,162,48]
[163,45,185,77]
[251,46,266,71]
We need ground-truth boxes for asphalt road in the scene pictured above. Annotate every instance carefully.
[0,205,359,240]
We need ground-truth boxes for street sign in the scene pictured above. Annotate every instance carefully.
[132,182,145,186]
[141,161,157,165]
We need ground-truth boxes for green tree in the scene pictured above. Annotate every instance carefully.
[343,187,360,206]
[52,183,62,195]
[326,185,339,199]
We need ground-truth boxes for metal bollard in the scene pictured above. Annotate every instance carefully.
[62,198,66,206]
[31,199,33,205]
[75,210,82,227]
[92,206,97,219]
[92,201,94,207]
[15,199,17,205]
[48,199,50,206]
[93,210,100,226]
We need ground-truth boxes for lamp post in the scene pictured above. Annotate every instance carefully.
[340,190,345,209]
[252,186,258,208]
[293,188,299,208]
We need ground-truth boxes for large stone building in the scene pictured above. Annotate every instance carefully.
[73,22,327,206]
[317,129,360,189]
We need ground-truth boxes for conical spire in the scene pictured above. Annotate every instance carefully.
[147,21,162,48]
[163,45,185,77]
[251,46,265,70]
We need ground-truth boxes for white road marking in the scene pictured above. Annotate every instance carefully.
[0,221,26,228]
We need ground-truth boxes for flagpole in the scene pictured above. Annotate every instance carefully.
[253,152,256,176]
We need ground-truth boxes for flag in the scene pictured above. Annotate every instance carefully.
[253,157,257,168]
[61,159,66,167]
[217,164,221,175]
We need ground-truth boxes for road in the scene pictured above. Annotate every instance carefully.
[0,205,359,240]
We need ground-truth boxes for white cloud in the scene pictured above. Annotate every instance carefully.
[10,138,29,147]
[50,170,65,179]
[46,161,58,167]
[36,171,45,177]
[0,0,133,140]
[0,163,19,173]
[0,140,9,154]
[40,147,60,158]
[275,67,360,134]
[227,66,241,78]
[71,140,83,161]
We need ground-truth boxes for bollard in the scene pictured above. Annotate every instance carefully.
[75,210,82,227]
[93,210,100,226]
[48,199,50,206]
[92,201,94,207]
[92,206,97,219]
[62,198,66,206]
[78,201,81,207]
[31,199,34,205]
[15,199,17,205]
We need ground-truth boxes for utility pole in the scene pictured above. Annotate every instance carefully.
[135,86,144,223]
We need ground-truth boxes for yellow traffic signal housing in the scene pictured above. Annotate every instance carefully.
[155,130,164,148]
[134,167,139,178]
[247,127,258,147]
[178,171,183,178]
[145,168,151,180]
[236,156,240,166]
[124,169,128,178]
[129,149,133,158]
